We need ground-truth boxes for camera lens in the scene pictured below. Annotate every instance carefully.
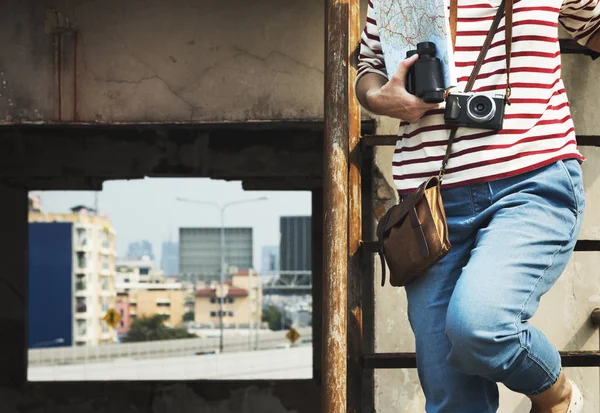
[466,94,496,123]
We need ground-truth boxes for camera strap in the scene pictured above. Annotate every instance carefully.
[449,0,513,98]
[439,0,513,181]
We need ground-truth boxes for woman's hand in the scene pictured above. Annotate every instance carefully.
[357,54,442,123]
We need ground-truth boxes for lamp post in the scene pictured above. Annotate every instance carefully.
[176,196,267,353]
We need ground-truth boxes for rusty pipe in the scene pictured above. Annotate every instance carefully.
[346,0,363,411]
[53,33,62,121]
[323,0,351,411]
[73,30,78,121]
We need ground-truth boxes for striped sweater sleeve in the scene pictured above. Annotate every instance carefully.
[356,0,387,86]
[559,0,600,46]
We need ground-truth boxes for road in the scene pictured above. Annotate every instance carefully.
[28,346,313,381]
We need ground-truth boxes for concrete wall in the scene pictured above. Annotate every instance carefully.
[370,55,600,412]
[0,0,325,124]
[0,381,320,413]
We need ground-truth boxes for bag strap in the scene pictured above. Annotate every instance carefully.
[440,0,513,182]
[505,0,513,99]
[379,1,514,287]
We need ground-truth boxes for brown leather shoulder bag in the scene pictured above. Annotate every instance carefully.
[376,0,513,287]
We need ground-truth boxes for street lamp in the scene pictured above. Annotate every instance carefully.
[176,196,267,353]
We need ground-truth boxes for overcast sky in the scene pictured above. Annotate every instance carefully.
[32,178,312,272]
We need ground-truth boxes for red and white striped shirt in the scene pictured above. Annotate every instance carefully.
[357,0,600,194]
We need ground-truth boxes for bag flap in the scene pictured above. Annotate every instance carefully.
[377,176,439,239]
[375,176,440,288]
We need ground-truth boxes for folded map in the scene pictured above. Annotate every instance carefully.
[374,0,457,89]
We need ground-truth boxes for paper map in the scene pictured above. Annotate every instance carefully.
[375,0,457,88]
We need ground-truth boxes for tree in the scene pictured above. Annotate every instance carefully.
[183,311,195,322]
[262,305,291,330]
[122,314,197,343]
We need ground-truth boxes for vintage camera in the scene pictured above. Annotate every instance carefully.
[405,42,445,103]
[444,92,506,130]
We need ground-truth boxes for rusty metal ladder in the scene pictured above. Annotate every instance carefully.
[322,0,600,410]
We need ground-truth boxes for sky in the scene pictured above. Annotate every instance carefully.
[32,178,312,272]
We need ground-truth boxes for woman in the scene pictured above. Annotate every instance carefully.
[355,0,599,411]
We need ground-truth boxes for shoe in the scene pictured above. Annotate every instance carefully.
[567,380,583,413]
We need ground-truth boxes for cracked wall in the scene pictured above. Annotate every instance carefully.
[0,0,325,123]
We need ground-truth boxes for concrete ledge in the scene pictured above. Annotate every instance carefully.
[0,380,320,413]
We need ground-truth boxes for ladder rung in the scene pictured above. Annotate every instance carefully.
[362,135,600,148]
[362,240,600,253]
[361,135,397,147]
[362,351,600,369]
[559,38,600,58]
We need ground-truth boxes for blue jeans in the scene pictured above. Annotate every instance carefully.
[405,159,586,413]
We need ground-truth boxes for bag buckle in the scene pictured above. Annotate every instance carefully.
[438,168,446,182]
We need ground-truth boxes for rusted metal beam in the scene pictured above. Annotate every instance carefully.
[559,38,600,59]
[361,240,600,253]
[312,189,324,383]
[323,0,351,410]
[572,240,600,251]
[347,0,362,409]
[362,134,600,148]
[361,135,399,147]
[362,351,600,369]
[360,147,376,413]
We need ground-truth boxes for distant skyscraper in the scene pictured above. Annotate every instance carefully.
[161,241,179,276]
[179,227,253,283]
[261,245,280,274]
[127,240,155,260]
[279,216,311,285]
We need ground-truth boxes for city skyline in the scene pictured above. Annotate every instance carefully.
[127,240,155,260]
[31,178,312,274]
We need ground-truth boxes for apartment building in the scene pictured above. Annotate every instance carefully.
[116,256,165,285]
[194,270,262,328]
[28,208,117,347]
[116,283,186,331]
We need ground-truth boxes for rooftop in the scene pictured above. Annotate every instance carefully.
[28,211,115,231]
[195,287,248,297]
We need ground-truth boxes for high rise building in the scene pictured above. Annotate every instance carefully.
[179,227,253,284]
[126,240,155,261]
[279,216,311,286]
[261,245,280,273]
[28,209,118,348]
[161,241,179,276]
